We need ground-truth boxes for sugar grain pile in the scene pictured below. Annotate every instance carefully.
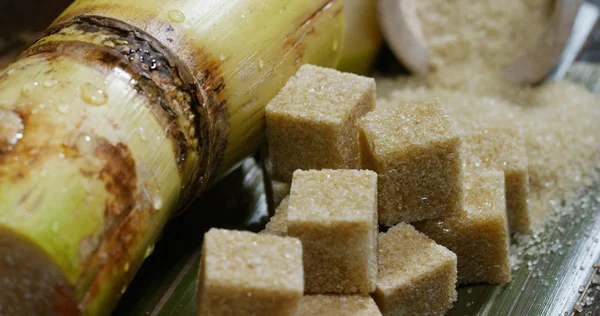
[378,0,600,229]
[415,0,552,93]
[417,0,551,70]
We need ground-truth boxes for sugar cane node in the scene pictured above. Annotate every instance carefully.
[23,15,229,206]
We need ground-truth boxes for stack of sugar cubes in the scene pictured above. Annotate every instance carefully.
[196,65,530,315]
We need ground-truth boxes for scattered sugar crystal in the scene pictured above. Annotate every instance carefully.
[374,223,457,315]
[461,124,531,233]
[414,170,511,284]
[266,64,375,181]
[197,229,303,315]
[520,82,600,224]
[288,169,378,294]
[260,195,289,237]
[298,295,382,316]
[574,302,584,313]
[359,100,462,225]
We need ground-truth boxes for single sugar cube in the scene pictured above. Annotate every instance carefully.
[197,229,304,316]
[374,223,457,315]
[414,170,511,284]
[271,180,291,209]
[266,64,375,181]
[461,124,531,233]
[299,295,382,316]
[288,169,378,294]
[260,195,290,237]
[359,99,463,226]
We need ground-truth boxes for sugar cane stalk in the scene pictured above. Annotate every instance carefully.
[0,0,343,315]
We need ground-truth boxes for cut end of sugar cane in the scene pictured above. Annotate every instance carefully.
[0,228,78,316]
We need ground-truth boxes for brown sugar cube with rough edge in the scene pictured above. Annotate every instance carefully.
[265,64,375,181]
[359,99,463,226]
[299,295,382,316]
[260,195,289,237]
[374,223,457,316]
[287,169,378,294]
[197,229,303,316]
[461,124,531,233]
[414,170,511,285]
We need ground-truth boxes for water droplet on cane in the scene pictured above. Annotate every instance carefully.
[102,39,116,48]
[42,79,58,88]
[81,83,108,106]
[0,109,24,153]
[57,104,70,114]
[21,81,39,97]
[138,127,147,141]
[75,133,95,155]
[168,10,186,23]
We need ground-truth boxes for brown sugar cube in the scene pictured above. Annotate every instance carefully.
[374,223,457,316]
[288,169,378,294]
[359,100,463,226]
[271,180,291,209]
[414,170,511,284]
[461,124,531,233]
[260,195,290,237]
[197,229,303,316]
[299,295,382,316]
[266,64,375,181]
